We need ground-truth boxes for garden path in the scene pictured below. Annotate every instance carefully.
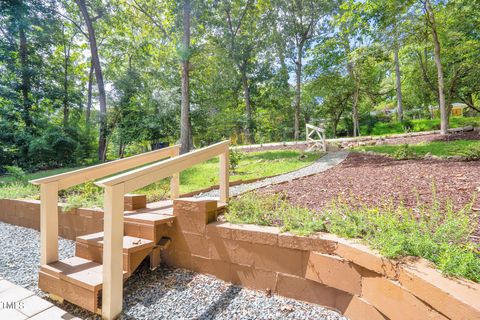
[196,151,349,199]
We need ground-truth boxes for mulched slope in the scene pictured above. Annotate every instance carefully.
[260,152,480,212]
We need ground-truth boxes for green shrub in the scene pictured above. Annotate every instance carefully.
[0,182,39,200]
[359,116,480,137]
[61,181,103,211]
[28,128,80,168]
[392,144,416,160]
[229,149,244,173]
[401,119,413,132]
[226,192,325,235]
[4,165,27,183]
[226,193,480,282]
[458,145,480,161]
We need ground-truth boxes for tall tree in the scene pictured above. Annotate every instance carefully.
[180,0,193,153]
[220,0,258,144]
[275,0,327,140]
[365,0,414,122]
[424,0,448,134]
[76,0,108,160]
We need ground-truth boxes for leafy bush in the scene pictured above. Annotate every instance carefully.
[226,192,326,235]
[392,144,417,160]
[459,145,480,161]
[0,183,39,200]
[28,128,80,168]
[229,149,244,173]
[359,116,480,136]
[401,119,413,132]
[4,165,27,183]
[61,181,103,211]
[226,193,480,282]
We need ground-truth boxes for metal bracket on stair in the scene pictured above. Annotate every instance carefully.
[149,237,171,271]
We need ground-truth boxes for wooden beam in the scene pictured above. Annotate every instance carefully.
[30,145,180,190]
[102,184,125,320]
[219,151,229,203]
[40,182,59,265]
[96,141,230,194]
[170,147,180,200]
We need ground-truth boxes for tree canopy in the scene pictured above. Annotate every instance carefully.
[1,0,479,169]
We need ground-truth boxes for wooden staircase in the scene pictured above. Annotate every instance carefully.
[38,200,175,314]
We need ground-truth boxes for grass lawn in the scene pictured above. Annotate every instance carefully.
[0,150,321,208]
[356,139,480,159]
[360,116,480,136]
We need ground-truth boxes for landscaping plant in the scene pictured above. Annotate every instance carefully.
[226,192,480,282]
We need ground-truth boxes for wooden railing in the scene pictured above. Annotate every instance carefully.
[94,140,230,319]
[306,123,326,152]
[30,145,180,267]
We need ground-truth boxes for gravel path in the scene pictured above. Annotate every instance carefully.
[0,222,347,320]
[196,151,349,199]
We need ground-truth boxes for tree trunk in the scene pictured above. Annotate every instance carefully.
[344,41,360,137]
[180,0,193,154]
[425,0,448,134]
[294,43,303,141]
[86,60,93,128]
[77,0,108,161]
[241,69,255,144]
[62,27,70,127]
[394,46,403,122]
[19,21,32,128]
[352,84,360,137]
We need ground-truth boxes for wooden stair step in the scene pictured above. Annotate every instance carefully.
[76,232,154,253]
[123,213,175,226]
[75,233,155,275]
[39,257,128,313]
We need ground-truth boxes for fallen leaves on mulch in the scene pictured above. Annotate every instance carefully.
[260,152,480,236]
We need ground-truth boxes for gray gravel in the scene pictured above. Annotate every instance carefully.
[196,151,349,199]
[0,221,347,319]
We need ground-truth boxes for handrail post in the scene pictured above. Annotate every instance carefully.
[219,147,229,203]
[102,183,124,320]
[40,182,59,265]
[170,146,180,200]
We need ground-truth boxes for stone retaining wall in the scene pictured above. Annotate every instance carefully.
[1,197,479,319]
[163,198,480,320]
[0,199,103,240]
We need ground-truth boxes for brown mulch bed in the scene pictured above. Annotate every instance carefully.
[260,152,480,229]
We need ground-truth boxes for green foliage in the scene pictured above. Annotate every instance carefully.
[458,145,480,161]
[61,181,104,212]
[360,117,480,136]
[226,193,480,282]
[391,144,416,160]
[229,149,244,172]
[28,128,81,168]
[226,192,326,236]
[0,150,320,207]
[4,166,27,183]
[0,183,39,200]
[358,139,480,159]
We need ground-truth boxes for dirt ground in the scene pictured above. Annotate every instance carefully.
[259,152,480,237]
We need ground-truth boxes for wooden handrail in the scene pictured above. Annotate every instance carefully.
[96,140,230,193]
[32,144,180,269]
[97,140,230,319]
[30,145,180,190]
